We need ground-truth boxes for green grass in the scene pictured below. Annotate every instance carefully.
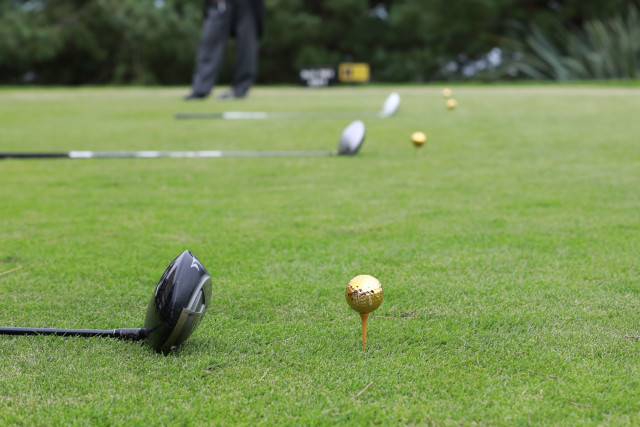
[1,84,639,425]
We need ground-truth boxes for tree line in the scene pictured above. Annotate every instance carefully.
[0,0,637,85]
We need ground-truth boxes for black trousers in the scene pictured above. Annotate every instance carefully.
[190,0,259,97]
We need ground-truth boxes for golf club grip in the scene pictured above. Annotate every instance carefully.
[174,113,224,119]
[0,152,68,159]
[0,327,148,340]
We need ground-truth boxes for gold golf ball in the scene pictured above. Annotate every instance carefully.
[411,131,427,147]
[345,275,384,314]
[446,98,458,110]
[442,88,452,98]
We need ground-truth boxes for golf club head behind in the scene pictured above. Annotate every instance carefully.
[144,250,212,354]
[379,92,401,118]
[337,120,366,155]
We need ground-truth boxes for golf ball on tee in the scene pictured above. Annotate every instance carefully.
[411,131,427,147]
[345,275,384,314]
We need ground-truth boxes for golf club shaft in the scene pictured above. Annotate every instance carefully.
[0,150,336,159]
[175,111,381,120]
[0,327,148,340]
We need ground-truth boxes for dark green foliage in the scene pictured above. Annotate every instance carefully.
[500,4,640,80]
[0,0,201,84]
[0,0,639,83]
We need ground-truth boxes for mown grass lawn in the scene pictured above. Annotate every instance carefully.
[1,85,639,425]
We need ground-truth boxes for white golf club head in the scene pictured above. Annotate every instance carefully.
[337,120,366,155]
[379,92,401,118]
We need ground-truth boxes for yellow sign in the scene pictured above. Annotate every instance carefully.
[338,63,370,83]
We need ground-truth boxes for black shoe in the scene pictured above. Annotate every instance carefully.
[184,93,208,100]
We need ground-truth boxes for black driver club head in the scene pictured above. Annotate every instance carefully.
[0,250,212,355]
[144,250,213,354]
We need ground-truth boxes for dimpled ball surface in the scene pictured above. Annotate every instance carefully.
[345,275,384,314]
[411,131,427,147]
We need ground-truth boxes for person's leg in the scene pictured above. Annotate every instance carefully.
[189,2,232,98]
[230,0,259,98]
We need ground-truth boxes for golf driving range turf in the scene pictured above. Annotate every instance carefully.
[1,85,639,424]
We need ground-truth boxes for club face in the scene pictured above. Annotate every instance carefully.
[337,120,366,155]
[144,250,212,354]
[380,92,401,118]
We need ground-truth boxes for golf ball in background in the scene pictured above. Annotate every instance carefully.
[446,98,458,110]
[345,275,384,314]
[411,131,427,148]
[442,88,452,98]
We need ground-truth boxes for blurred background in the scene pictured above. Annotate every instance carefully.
[1,0,639,85]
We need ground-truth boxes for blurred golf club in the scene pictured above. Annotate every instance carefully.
[0,121,365,159]
[174,92,400,120]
